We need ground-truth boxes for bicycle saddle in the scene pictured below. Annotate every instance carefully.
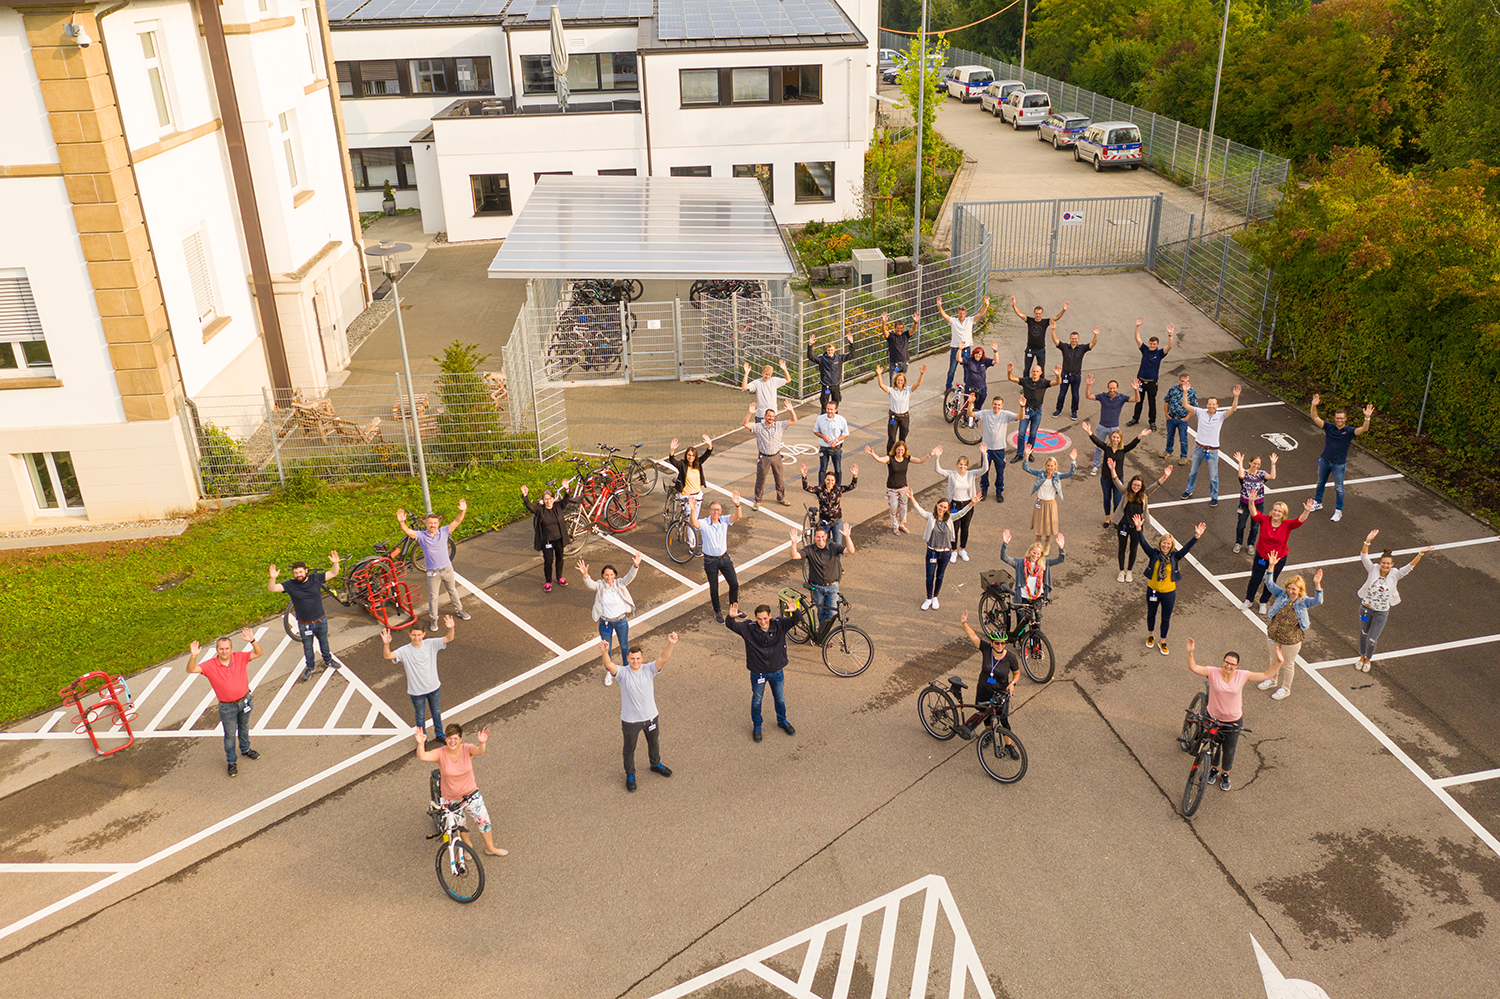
[373,541,392,553]
[633,441,644,448]
[947,676,968,689]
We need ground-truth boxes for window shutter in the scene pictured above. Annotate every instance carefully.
[182,231,215,322]
[0,276,44,341]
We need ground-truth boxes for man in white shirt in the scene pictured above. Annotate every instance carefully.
[936,293,990,394]
[813,400,850,484]
[383,616,456,747]
[979,395,1018,504]
[696,492,744,623]
[741,360,791,416]
[1180,385,1242,506]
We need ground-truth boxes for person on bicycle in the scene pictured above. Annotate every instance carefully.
[875,363,926,451]
[958,342,999,419]
[807,330,855,407]
[186,628,263,778]
[521,481,574,592]
[269,552,342,682]
[741,359,791,417]
[1129,514,1206,657]
[725,600,804,742]
[800,463,858,552]
[384,615,456,747]
[881,311,920,374]
[395,501,469,629]
[788,523,853,633]
[578,553,643,686]
[999,528,1066,603]
[958,609,1021,758]
[599,632,679,792]
[413,723,506,856]
[1184,637,1280,791]
[697,492,744,624]
[665,433,714,532]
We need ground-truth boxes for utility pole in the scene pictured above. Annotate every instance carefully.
[911,0,929,263]
[1200,0,1231,225]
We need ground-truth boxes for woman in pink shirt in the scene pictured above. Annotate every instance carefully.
[1184,637,1281,792]
[414,723,507,857]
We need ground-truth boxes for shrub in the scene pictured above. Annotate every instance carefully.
[198,422,247,497]
[429,340,506,468]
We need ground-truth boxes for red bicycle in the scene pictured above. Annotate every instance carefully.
[564,456,637,554]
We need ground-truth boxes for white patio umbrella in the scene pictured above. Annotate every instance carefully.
[550,4,569,112]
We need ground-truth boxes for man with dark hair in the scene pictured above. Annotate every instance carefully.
[269,552,342,681]
[789,522,853,633]
[600,632,679,792]
[1310,393,1374,523]
[1006,361,1062,461]
[725,599,803,742]
[1050,323,1098,420]
[1008,295,1068,376]
[1084,373,1142,475]
[395,500,470,630]
[383,615,456,747]
[186,628,264,777]
[1128,319,1174,430]
[807,331,856,408]
[744,402,798,506]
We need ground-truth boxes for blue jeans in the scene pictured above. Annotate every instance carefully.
[599,616,629,657]
[925,546,950,598]
[411,689,443,737]
[945,347,961,392]
[809,582,839,627]
[1165,417,1190,457]
[298,616,333,673]
[218,695,253,764]
[1315,459,1347,511]
[1018,408,1042,453]
[818,446,843,483]
[1184,445,1220,500]
[1054,374,1081,416]
[981,448,1006,497]
[1091,425,1118,470]
[750,669,788,729]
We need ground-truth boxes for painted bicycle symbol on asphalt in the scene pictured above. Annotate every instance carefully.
[779,442,821,465]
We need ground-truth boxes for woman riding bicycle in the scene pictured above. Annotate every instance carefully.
[1183,637,1280,792]
[413,723,507,856]
[665,434,714,530]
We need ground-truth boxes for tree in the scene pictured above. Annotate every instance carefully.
[1025,0,1142,78]
[1427,0,1499,168]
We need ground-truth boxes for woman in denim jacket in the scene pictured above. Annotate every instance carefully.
[1257,556,1325,702]
[1022,446,1078,556]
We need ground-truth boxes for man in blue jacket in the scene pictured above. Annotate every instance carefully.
[725,600,804,742]
[808,331,856,408]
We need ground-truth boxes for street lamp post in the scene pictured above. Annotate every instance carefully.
[911,0,929,263]
[1200,0,1231,225]
[1020,0,1029,75]
[365,240,432,514]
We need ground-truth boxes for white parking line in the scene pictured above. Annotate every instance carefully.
[110,665,173,733]
[453,570,568,656]
[36,711,64,734]
[1213,536,1500,580]
[1152,474,1404,509]
[1302,633,1500,671]
[1230,401,1285,409]
[1434,768,1500,789]
[285,664,337,730]
[0,863,137,874]
[595,531,699,588]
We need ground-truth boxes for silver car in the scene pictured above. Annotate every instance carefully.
[980,79,1025,116]
[1000,90,1051,129]
[1037,113,1090,149]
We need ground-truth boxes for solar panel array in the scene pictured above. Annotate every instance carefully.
[656,0,854,40]
[330,0,511,21]
[514,0,654,19]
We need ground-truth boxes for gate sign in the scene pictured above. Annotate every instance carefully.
[1060,211,1085,226]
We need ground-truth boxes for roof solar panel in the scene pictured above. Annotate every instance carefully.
[655,0,854,40]
[515,0,652,19]
[341,0,510,18]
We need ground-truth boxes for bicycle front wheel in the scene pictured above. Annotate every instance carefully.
[823,625,874,677]
[604,490,637,532]
[1022,628,1056,683]
[917,687,959,740]
[665,519,696,564]
[954,408,983,445]
[1182,747,1211,816]
[977,727,1028,783]
[562,508,592,556]
[436,837,485,903]
[977,592,1007,642]
[1179,693,1207,753]
[787,609,813,646]
[282,601,299,641]
[429,770,443,836]
[629,459,658,495]
[942,387,959,423]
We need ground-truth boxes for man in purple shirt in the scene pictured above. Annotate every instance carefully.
[396,500,470,630]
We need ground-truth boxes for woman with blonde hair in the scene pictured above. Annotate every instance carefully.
[999,529,1066,602]
[1243,496,1316,613]
[863,440,933,535]
[932,445,987,562]
[1022,447,1078,556]
[1256,559,1325,700]
[875,363,925,450]
[1128,514,1206,656]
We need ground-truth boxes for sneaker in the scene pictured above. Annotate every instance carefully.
[298,668,313,682]
[457,611,471,621]
[778,721,796,736]
[1090,467,1100,476]
[1272,687,1290,700]
[1070,412,1080,421]
[1007,744,1021,760]
[1258,678,1277,690]
[1180,490,1192,499]
[1309,501,1323,512]
[920,598,933,611]
[557,577,567,587]
[1149,424,1158,432]
[429,619,441,631]
[949,551,958,563]
[1208,498,1218,507]
[1145,635,1155,648]
[931,598,939,610]
[1051,409,1063,418]
[1360,659,1373,673]
[959,550,970,562]
[1331,510,1343,522]
[1240,598,1252,610]
[714,611,725,623]
[1125,571,1133,582]
[1259,603,1268,616]
[1207,767,1219,784]
[604,672,613,686]
[1159,641,1170,656]
[1126,418,1140,427]
[626,774,636,792]
[322,658,340,671]
[778,499,791,507]
[1233,543,1242,553]
[1011,452,1026,464]
[227,762,238,777]
[650,763,673,777]
[241,749,260,761]
[543,582,552,593]
[1219,774,1232,791]
[753,728,763,742]
[1117,570,1126,582]
[1178,457,1189,466]
[997,494,1005,504]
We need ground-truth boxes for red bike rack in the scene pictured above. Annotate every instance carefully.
[358,556,417,630]
[59,671,137,756]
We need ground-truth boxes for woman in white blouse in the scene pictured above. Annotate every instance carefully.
[932,445,987,563]
[1355,529,1432,672]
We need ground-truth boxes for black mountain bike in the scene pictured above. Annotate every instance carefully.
[976,572,1056,683]
[1177,682,1250,817]
[916,673,1028,783]
[781,587,874,677]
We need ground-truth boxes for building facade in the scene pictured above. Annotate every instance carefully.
[330,0,879,242]
[0,0,365,530]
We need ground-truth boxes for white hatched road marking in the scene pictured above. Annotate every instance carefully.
[1214,536,1500,580]
[322,680,359,729]
[108,664,173,733]
[1152,474,1404,509]
[1301,633,1500,671]
[453,569,568,656]
[1434,768,1500,789]
[36,711,64,734]
[647,874,994,999]
[596,531,699,588]
[285,663,338,730]
[251,660,307,732]
[141,674,197,733]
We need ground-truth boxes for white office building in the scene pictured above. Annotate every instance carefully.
[329,0,879,242]
[0,0,365,529]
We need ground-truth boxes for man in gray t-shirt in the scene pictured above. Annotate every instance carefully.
[383,616,455,745]
[979,395,1018,504]
[600,632,679,791]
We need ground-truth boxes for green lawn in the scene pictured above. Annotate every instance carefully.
[0,461,571,727]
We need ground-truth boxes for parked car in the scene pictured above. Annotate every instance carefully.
[1000,90,1051,129]
[1074,121,1144,171]
[979,81,1023,116]
[1038,113,1091,149]
[882,51,945,88]
[878,48,901,76]
[943,65,995,102]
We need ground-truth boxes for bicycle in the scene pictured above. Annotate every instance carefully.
[563,457,637,554]
[599,441,657,496]
[1178,681,1250,816]
[953,393,984,445]
[975,572,1056,683]
[427,772,485,903]
[779,586,874,677]
[941,387,961,424]
[915,673,1029,783]
[663,490,701,564]
[280,575,354,640]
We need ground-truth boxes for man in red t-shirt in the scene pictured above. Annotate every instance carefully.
[187,627,264,777]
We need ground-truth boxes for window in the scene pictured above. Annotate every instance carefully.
[349,147,416,190]
[670,166,711,178]
[781,65,822,102]
[731,68,770,104]
[410,59,447,94]
[360,60,402,96]
[139,29,173,130]
[680,69,719,105]
[279,111,305,191]
[454,57,492,93]
[733,163,773,203]
[520,53,638,95]
[0,271,52,377]
[534,171,573,182]
[182,229,217,324]
[301,6,322,78]
[336,61,353,97]
[22,452,85,514]
[471,174,511,216]
[795,161,835,203]
[598,168,637,176]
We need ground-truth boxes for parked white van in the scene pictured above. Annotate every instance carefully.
[943,65,995,102]
[1073,121,1144,171]
[1000,90,1051,129]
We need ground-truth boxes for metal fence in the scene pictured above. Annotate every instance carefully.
[1151,201,1279,349]
[956,194,1163,275]
[879,31,1290,223]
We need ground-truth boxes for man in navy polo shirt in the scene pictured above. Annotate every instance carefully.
[1084,373,1143,475]
[1310,394,1374,523]
[1127,319,1174,431]
[269,553,341,682]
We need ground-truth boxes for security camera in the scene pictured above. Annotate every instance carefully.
[65,23,92,47]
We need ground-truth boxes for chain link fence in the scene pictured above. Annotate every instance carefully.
[1150,201,1278,350]
[879,31,1290,223]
